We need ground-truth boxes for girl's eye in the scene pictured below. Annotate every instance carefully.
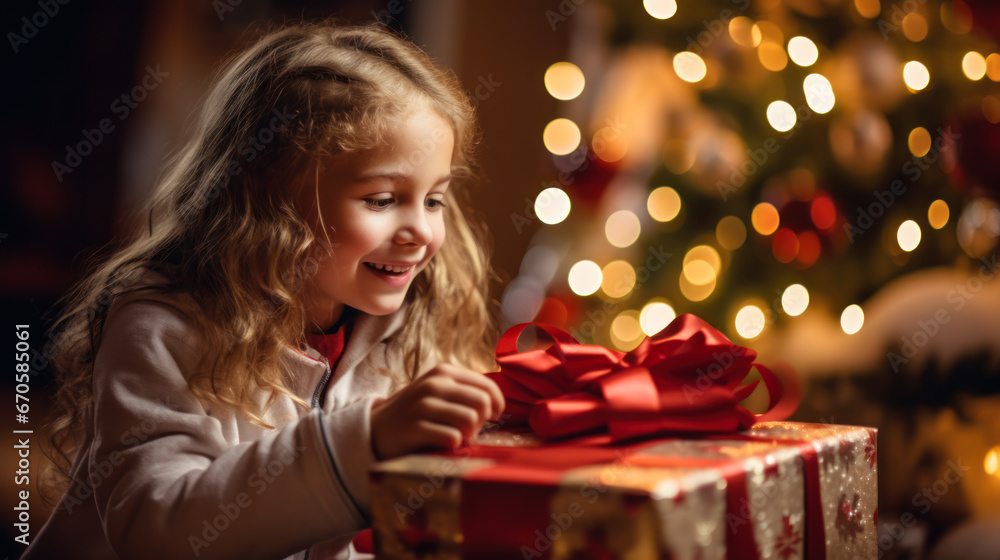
[363,198,394,210]
[426,198,448,211]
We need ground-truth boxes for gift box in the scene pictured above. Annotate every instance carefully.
[369,422,877,559]
[367,316,878,559]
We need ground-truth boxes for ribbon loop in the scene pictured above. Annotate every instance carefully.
[485,314,799,443]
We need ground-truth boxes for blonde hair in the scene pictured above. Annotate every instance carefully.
[39,19,501,505]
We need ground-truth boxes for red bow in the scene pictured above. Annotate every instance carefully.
[484,314,799,443]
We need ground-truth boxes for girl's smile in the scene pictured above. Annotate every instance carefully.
[362,260,415,287]
[300,104,455,330]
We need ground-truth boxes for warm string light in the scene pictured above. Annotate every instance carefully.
[648,187,682,222]
[962,51,987,81]
[782,284,810,316]
[643,0,677,20]
[601,260,636,298]
[716,216,747,250]
[908,127,932,157]
[804,74,836,114]
[752,202,780,235]
[902,13,928,42]
[568,260,602,296]
[534,187,571,225]
[640,300,676,336]
[986,54,1000,81]
[986,446,1000,477]
[729,17,757,47]
[673,52,707,83]
[735,305,766,338]
[683,245,722,285]
[611,310,644,350]
[841,305,864,335]
[605,210,641,248]
[787,36,818,66]
[543,118,581,155]
[679,272,716,302]
[758,41,788,72]
[903,61,930,91]
[928,200,950,229]
[767,101,797,132]
[854,0,880,19]
[544,62,585,101]
[897,220,922,252]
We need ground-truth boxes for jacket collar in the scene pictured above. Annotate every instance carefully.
[289,298,410,371]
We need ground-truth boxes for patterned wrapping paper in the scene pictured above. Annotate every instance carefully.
[368,422,878,560]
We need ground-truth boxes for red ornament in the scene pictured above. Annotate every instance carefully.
[836,493,865,543]
[796,230,821,267]
[774,514,803,559]
[535,296,570,327]
[964,0,1000,42]
[944,113,1000,200]
[810,196,837,230]
[772,228,800,263]
[864,429,877,470]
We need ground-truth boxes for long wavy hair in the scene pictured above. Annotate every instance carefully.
[39,19,501,504]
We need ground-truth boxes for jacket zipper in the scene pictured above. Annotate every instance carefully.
[305,357,333,560]
[311,356,332,409]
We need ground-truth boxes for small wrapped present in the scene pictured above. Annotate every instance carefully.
[368,315,878,559]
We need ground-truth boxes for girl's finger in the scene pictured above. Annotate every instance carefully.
[418,387,491,429]
[416,397,484,438]
[413,419,466,451]
[446,370,505,421]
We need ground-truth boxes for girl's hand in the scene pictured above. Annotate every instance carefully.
[369,364,505,461]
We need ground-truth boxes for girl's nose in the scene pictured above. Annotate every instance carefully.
[393,204,434,246]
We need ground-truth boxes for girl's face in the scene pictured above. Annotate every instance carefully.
[302,105,454,331]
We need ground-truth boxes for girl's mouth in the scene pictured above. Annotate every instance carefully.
[363,262,414,287]
[363,262,411,275]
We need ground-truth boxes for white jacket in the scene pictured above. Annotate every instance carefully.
[22,270,429,560]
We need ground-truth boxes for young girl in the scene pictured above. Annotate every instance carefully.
[24,19,506,560]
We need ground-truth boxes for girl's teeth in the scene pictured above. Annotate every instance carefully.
[366,262,411,274]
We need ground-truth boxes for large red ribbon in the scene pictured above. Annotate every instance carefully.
[484,314,799,443]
